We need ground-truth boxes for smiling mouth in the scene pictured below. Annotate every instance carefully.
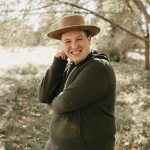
[71,50,81,56]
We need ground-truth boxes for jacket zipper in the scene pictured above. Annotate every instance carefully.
[64,67,77,89]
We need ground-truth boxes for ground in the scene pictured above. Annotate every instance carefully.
[0,47,149,150]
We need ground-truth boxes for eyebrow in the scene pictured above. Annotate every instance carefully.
[63,35,85,41]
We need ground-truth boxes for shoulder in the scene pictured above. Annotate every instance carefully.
[82,57,111,71]
[80,57,115,81]
[92,57,112,69]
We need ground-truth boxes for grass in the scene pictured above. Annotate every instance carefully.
[0,50,149,150]
[113,60,150,150]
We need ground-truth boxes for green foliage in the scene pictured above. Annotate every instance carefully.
[94,0,144,61]
[0,0,144,48]
[113,61,150,150]
[0,63,50,149]
[6,63,39,75]
[101,48,120,62]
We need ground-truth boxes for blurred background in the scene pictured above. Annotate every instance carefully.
[0,0,150,149]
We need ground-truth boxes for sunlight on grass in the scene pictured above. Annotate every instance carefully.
[0,46,58,69]
[128,51,144,61]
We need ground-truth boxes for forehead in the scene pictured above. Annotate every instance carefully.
[61,30,86,40]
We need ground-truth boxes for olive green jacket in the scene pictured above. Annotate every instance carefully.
[39,51,116,150]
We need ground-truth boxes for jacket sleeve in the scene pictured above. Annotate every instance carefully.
[52,60,115,113]
[38,57,68,104]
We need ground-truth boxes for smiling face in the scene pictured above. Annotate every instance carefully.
[61,30,91,65]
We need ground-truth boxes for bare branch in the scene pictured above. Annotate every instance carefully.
[124,0,134,13]
[58,1,150,42]
[26,11,89,15]
[145,0,150,6]
[132,0,150,23]
[2,0,150,42]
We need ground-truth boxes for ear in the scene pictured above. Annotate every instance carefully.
[88,36,91,43]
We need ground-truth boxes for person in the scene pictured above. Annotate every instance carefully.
[38,14,116,150]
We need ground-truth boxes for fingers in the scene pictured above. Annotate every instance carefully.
[55,51,68,61]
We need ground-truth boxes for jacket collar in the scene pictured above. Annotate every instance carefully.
[75,52,93,67]
[68,50,109,68]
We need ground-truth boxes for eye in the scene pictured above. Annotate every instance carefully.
[77,37,83,41]
[64,41,71,44]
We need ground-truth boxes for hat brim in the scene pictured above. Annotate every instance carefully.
[47,25,100,40]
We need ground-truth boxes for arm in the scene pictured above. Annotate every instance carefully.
[52,60,115,113]
[38,57,67,104]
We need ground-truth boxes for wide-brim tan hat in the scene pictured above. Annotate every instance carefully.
[47,15,100,40]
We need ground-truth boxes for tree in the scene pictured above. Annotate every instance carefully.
[131,0,150,70]
[56,0,150,69]
[0,0,150,69]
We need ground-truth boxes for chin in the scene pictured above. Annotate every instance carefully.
[74,58,83,65]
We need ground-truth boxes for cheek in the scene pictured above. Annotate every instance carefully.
[62,45,68,52]
[63,46,71,55]
[63,48,70,57]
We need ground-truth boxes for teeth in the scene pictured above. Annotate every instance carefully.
[71,51,80,55]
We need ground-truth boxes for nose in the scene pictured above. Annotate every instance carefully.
[71,41,78,49]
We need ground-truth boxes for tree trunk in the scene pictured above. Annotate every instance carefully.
[145,24,150,70]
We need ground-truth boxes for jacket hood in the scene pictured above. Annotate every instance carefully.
[67,50,109,69]
[65,50,109,77]
[91,50,109,62]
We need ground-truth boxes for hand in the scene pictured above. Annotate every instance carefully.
[55,51,68,61]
